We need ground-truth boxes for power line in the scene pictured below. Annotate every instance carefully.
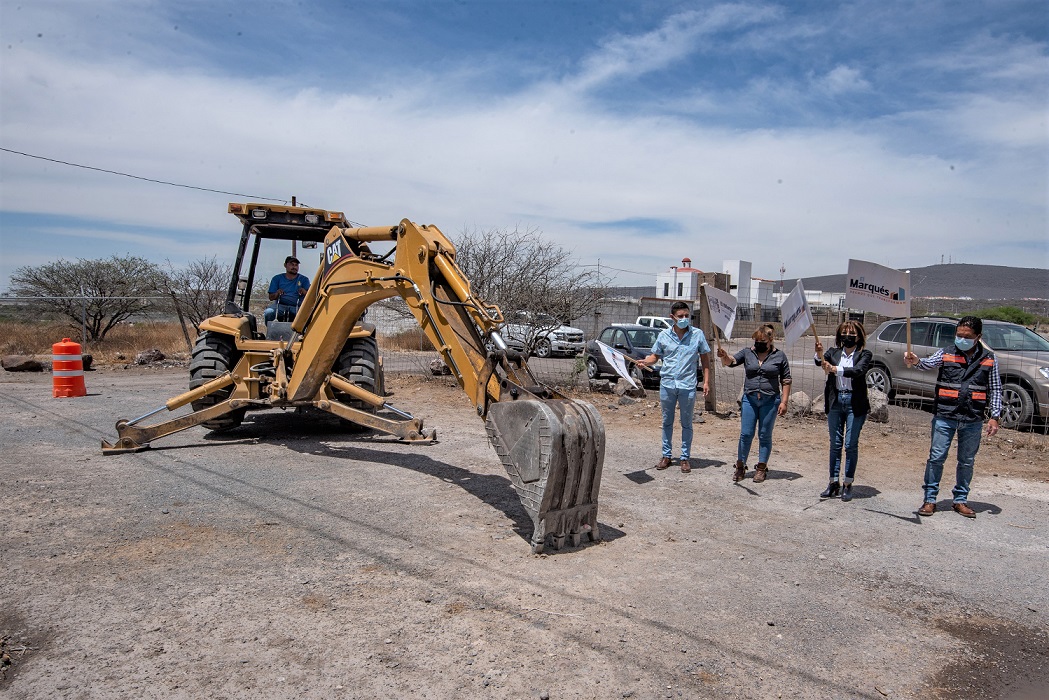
[1,146,289,203]
[580,263,656,276]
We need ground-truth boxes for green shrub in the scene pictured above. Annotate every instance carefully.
[975,306,1038,326]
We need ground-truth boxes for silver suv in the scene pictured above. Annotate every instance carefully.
[866,317,1049,429]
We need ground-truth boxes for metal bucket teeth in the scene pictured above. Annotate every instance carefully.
[485,399,605,553]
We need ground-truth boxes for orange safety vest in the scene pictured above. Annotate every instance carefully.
[934,345,996,422]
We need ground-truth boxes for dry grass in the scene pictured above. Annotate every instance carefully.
[0,320,192,365]
[382,328,435,351]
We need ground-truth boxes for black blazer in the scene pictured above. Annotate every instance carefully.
[817,347,872,416]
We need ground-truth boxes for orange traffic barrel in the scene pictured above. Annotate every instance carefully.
[52,338,87,398]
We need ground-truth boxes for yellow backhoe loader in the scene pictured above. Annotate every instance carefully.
[102,202,605,553]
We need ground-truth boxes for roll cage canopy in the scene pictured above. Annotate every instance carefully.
[225,202,350,312]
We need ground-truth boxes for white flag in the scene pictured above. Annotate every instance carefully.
[844,259,911,317]
[596,340,638,389]
[703,284,737,339]
[780,279,815,347]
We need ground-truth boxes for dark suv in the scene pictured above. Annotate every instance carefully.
[866,317,1049,429]
[584,325,661,389]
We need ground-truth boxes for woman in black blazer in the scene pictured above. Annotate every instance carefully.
[813,321,872,501]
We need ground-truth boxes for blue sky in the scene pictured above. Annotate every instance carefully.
[1,0,1046,292]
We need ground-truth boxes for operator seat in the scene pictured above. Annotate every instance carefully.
[265,321,295,342]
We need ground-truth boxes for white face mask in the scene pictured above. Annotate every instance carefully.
[955,336,976,352]
[675,317,690,329]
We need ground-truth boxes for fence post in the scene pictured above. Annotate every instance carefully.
[169,291,195,352]
[698,286,717,412]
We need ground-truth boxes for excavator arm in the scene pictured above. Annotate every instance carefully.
[282,220,606,551]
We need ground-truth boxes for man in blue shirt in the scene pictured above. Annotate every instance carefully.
[638,301,712,473]
[264,256,310,324]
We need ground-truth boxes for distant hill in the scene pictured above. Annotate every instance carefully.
[798,264,1049,300]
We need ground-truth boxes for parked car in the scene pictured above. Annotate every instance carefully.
[585,325,662,389]
[634,315,672,330]
[499,311,585,358]
[866,317,1049,429]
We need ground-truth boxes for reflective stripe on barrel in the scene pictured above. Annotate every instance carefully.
[52,337,86,398]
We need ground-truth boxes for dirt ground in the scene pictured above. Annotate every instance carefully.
[1,365,1047,699]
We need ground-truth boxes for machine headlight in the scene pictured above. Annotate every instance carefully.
[251,208,267,219]
[304,213,320,224]
[1039,367,1049,380]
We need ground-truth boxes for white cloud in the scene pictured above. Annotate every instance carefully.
[815,65,871,95]
[0,2,1045,290]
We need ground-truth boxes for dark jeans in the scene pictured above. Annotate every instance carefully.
[827,390,867,484]
[923,416,983,504]
[738,392,779,465]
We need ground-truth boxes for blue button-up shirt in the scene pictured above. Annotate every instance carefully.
[651,326,711,389]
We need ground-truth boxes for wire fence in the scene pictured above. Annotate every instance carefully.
[364,303,1048,444]
[3,293,1046,443]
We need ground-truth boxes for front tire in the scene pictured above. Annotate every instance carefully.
[866,365,894,399]
[189,331,246,431]
[586,357,599,379]
[999,382,1034,430]
[534,338,552,358]
[333,336,384,413]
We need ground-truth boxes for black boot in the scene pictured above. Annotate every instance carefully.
[820,481,840,499]
[841,483,853,502]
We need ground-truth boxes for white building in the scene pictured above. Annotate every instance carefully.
[722,260,752,306]
[656,257,703,300]
[750,278,777,307]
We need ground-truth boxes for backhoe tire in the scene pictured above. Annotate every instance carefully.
[189,331,246,432]
[333,335,384,414]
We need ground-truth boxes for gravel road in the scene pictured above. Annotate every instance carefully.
[2,366,1047,699]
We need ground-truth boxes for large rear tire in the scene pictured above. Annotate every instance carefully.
[189,331,246,431]
[333,335,384,413]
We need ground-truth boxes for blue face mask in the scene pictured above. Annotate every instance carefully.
[675,317,690,329]
[954,336,976,352]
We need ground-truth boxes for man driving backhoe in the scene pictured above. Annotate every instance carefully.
[264,255,310,324]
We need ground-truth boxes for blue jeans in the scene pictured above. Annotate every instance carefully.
[738,392,780,465]
[660,385,697,459]
[827,391,867,483]
[264,302,298,324]
[923,416,983,504]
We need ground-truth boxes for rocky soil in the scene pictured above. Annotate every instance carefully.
[1,366,1047,699]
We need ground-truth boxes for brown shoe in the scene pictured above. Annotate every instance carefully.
[656,457,671,470]
[732,460,746,482]
[680,459,691,473]
[952,502,976,518]
[918,502,936,516]
[753,463,768,483]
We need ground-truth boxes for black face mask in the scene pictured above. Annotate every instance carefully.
[753,342,768,353]
[841,336,858,348]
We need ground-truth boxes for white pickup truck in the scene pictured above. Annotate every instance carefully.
[499,311,585,358]
[613,316,672,330]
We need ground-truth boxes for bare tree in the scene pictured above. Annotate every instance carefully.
[164,256,232,331]
[10,255,167,341]
[452,225,606,322]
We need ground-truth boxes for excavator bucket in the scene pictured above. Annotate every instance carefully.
[485,398,605,553]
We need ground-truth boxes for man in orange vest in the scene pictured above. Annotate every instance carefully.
[904,316,1001,518]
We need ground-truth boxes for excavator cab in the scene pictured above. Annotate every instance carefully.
[103,203,605,553]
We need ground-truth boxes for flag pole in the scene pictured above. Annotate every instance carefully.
[905,270,912,354]
[703,284,723,353]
